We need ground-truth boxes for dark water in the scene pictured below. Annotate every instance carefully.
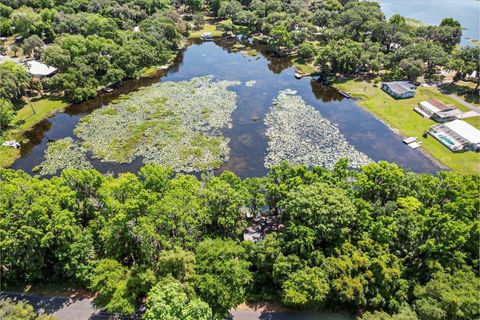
[376,0,480,45]
[12,39,441,178]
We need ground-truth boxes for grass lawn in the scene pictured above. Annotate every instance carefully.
[15,96,68,131]
[189,19,225,39]
[0,96,68,168]
[292,59,315,73]
[334,79,480,175]
[464,116,480,129]
[405,17,427,27]
[141,66,160,76]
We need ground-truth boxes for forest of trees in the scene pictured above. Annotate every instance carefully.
[0,0,185,103]
[1,160,479,319]
[205,0,479,83]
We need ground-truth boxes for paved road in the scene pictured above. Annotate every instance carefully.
[0,292,354,320]
[0,292,133,320]
[448,94,480,114]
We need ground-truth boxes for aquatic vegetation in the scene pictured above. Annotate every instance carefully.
[40,137,92,175]
[231,43,246,52]
[242,49,258,57]
[72,76,240,172]
[265,91,373,170]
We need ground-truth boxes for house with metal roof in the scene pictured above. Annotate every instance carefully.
[429,119,480,152]
[414,98,463,123]
[381,81,416,99]
[25,60,57,78]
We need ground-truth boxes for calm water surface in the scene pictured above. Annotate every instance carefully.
[12,39,441,177]
[376,0,480,45]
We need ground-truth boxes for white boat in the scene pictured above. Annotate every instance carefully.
[2,140,21,148]
[201,32,213,41]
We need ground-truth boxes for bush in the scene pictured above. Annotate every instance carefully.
[193,13,205,30]
[297,42,316,61]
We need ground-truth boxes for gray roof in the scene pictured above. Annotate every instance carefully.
[383,81,415,95]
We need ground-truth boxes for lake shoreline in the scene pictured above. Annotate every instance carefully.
[333,79,478,174]
[0,50,181,169]
[8,28,446,176]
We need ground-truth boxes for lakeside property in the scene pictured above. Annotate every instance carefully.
[10,39,441,176]
[334,79,480,175]
[0,53,178,169]
[0,96,68,168]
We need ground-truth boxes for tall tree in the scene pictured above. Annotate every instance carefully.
[144,278,212,320]
[194,238,252,319]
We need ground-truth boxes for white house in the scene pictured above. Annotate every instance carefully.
[26,60,57,78]
[429,119,480,152]
[414,99,463,123]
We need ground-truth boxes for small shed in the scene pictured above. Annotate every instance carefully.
[381,81,416,99]
[429,119,480,152]
[26,60,57,78]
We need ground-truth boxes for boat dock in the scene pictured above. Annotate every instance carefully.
[338,90,352,98]
[294,71,322,79]
[403,136,422,149]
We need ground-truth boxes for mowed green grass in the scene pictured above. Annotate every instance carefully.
[334,80,480,175]
[189,19,224,39]
[0,96,68,168]
[464,116,480,129]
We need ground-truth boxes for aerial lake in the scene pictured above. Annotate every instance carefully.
[12,39,441,178]
[376,0,480,45]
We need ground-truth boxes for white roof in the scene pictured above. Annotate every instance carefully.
[445,120,480,144]
[26,60,57,76]
[420,101,441,113]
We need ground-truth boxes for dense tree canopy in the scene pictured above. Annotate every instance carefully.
[1,161,478,318]
[204,0,473,83]
[0,98,15,131]
[0,61,30,101]
[0,0,184,103]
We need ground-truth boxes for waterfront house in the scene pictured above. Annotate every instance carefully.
[381,81,416,99]
[429,119,480,152]
[414,98,463,122]
[26,60,57,78]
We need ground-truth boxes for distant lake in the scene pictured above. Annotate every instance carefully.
[376,0,480,45]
